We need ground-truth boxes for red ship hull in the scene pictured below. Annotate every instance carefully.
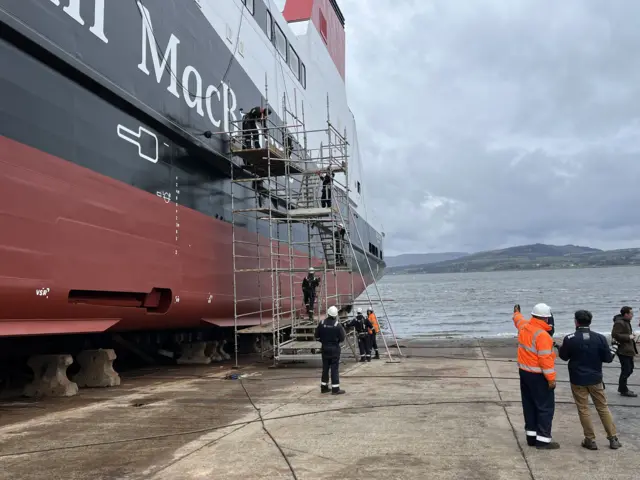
[0,136,369,337]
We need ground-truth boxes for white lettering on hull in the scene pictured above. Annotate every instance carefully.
[49,0,108,43]
[136,1,238,134]
[36,288,51,298]
[205,85,222,128]
[137,2,181,99]
[182,66,204,116]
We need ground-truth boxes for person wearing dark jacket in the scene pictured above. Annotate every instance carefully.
[611,306,637,397]
[320,170,334,208]
[559,310,621,450]
[242,106,271,149]
[315,305,346,395]
[301,268,320,320]
[346,308,373,362]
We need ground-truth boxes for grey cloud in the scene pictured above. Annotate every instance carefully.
[341,0,640,255]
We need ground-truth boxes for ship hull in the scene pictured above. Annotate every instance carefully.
[0,1,385,339]
[0,134,380,337]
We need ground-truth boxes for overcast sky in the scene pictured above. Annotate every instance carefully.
[340,0,640,256]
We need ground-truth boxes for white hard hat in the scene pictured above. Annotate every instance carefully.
[338,223,344,228]
[327,306,339,317]
[308,267,314,273]
[531,303,552,318]
[356,307,362,314]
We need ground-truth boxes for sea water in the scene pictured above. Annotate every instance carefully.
[365,266,640,339]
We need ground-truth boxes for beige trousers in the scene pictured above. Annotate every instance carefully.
[570,383,617,440]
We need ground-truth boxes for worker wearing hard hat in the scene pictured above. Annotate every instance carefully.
[346,308,373,362]
[367,308,380,359]
[315,305,346,395]
[514,303,557,344]
[517,303,559,449]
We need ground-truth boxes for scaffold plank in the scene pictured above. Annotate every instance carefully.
[230,146,304,176]
[238,319,295,334]
[288,207,335,217]
[233,207,288,217]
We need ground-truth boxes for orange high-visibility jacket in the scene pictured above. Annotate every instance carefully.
[513,311,528,330]
[368,313,380,334]
[517,317,556,381]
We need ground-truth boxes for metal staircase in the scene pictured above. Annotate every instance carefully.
[277,316,359,361]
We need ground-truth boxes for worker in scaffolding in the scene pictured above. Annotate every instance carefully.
[347,308,373,362]
[285,133,295,158]
[315,305,346,395]
[334,223,346,266]
[242,106,271,149]
[320,168,335,208]
[302,267,320,321]
[368,307,380,359]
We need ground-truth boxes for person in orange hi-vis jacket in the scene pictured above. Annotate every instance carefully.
[367,308,380,360]
[517,303,560,450]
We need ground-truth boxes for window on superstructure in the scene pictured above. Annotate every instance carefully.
[356,181,361,194]
[300,63,307,89]
[242,0,255,15]
[266,10,273,40]
[288,46,300,80]
[319,10,328,43]
[274,23,287,60]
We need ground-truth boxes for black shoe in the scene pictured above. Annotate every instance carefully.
[619,391,638,397]
[321,385,330,394]
[536,441,560,450]
[374,352,380,359]
[359,358,365,363]
[332,388,345,395]
[526,437,536,447]
[366,357,371,362]
[581,438,598,450]
[608,436,621,449]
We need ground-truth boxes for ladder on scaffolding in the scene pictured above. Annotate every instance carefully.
[228,82,401,366]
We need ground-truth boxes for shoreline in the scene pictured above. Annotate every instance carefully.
[388,263,640,276]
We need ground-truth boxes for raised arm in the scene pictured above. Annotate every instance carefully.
[513,311,527,330]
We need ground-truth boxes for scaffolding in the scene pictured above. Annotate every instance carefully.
[227,80,401,365]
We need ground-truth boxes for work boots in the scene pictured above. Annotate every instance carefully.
[374,351,380,359]
[321,385,330,394]
[332,387,345,395]
[581,438,598,450]
[608,436,621,449]
[619,390,638,397]
[536,441,560,450]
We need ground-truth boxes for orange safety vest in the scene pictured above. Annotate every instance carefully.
[368,313,380,334]
[517,317,556,381]
[513,311,528,330]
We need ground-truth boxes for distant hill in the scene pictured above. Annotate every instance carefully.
[390,243,640,274]
[385,252,468,269]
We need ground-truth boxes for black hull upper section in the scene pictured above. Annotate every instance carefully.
[0,0,386,274]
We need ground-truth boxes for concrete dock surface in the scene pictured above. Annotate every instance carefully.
[1,338,640,480]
